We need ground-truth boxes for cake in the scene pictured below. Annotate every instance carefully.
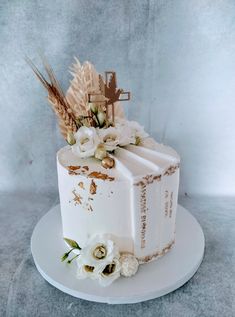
[29,57,180,287]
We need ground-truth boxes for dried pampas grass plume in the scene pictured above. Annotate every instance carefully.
[66,57,106,118]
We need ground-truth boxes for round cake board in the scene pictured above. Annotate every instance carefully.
[31,204,205,304]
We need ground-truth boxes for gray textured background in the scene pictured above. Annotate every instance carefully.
[1,0,235,196]
[1,1,235,316]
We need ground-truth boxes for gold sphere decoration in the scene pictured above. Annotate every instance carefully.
[101,156,115,169]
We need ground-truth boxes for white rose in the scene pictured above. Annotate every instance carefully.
[98,257,121,287]
[97,127,120,151]
[78,235,119,268]
[120,253,139,277]
[128,121,149,140]
[115,118,136,146]
[76,235,121,286]
[140,137,157,149]
[115,119,149,145]
[72,126,100,158]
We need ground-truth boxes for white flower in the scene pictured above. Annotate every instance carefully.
[115,118,136,146]
[120,253,139,277]
[115,118,148,145]
[75,235,121,286]
[78,235,119,268]
[97,127,120,151]
[76,260,98,280]
[72,126,100,158]
[128,121,149,140]
[98,257,121,287]
[140,137,157,149]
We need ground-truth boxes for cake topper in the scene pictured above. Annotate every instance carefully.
[88,72,130,126]
[27,56,130,136]
[27,56,149,164]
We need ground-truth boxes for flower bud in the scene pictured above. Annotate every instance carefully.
[95,144,107,160]
[67,131,76,145]
[135,136,141,146]
[97,111,106,127]
[89,103,98,114]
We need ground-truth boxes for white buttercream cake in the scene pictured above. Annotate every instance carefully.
[29,57,180,286]
[57,140,180,264]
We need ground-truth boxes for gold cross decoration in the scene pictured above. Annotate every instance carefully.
[88,71,130,126]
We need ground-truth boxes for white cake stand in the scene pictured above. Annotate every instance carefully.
[31,204,205,304]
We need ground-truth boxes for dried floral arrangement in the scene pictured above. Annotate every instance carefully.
[27,57,150,169]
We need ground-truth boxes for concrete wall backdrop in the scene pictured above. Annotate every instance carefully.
[1,0,235,196]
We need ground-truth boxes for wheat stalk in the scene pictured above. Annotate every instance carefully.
[26,57,78,139]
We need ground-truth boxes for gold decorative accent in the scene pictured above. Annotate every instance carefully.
[67,165,80,175]
[90,179,97,195]
[66,165,114,182]
[134,164,179,186]
[101,156,115,169]
[67,165,89,175]
[164,190,174,218]
[140,183,147,249]
[72,190,82,205]
[78,182,84,189]
[138,240,175,263]
[67,165,80,170]
[88,171,115,181]
[164,164,180,176]
[88,71,130,126]
[134,174,161,186]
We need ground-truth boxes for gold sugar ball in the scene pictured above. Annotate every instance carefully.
[101,156,115,169]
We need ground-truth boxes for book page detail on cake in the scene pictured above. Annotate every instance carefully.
[28,56,180,287]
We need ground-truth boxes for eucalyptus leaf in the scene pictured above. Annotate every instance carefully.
[64,237,81,250]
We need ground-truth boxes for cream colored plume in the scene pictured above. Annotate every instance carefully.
[66,57,126,120]
[66,57,102,118]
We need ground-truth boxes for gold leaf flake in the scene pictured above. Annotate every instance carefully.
[90,179,97,195]
[72,190,83,205]
[88,171,115,181]
[78,182,84,189]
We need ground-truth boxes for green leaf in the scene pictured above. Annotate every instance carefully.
[64,237,81,250]
[67,254,79,264]
[61,252,69,262]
